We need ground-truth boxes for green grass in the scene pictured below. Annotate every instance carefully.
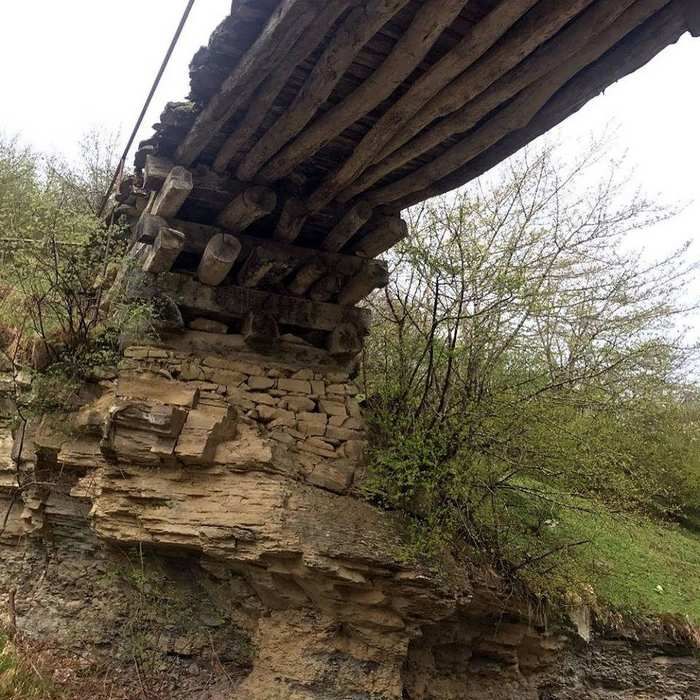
[516,500,700,624]
[0,632,56,700]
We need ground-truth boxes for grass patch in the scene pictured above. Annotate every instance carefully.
[0,633,56,700]
[514,499,700,624]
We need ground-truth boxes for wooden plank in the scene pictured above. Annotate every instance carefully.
[309,0,546,209]
[256,0,469,186]
[151,272,372,334]
[343,0,639,201]
[391,0,683,209]
[197,234,243,286]
[235,0,411,181]
[151,167,193,219]
[367,0,673,206]
[321,201,373,252]
[142,227,186,274]
[175,0,328,167]
[274,197,308,242]
[337,261,389,306]
[216,186,277,231]
[351,216,408,258]
[211,0,353,173]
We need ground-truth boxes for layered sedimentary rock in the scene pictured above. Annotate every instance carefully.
[0,335,697,698]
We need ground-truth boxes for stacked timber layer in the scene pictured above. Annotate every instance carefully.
[112,0,698,354]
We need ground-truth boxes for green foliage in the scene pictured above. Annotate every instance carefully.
[362,142,700,618]
[0,633,57,700]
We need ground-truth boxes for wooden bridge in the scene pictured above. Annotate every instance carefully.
[116,0,699,358]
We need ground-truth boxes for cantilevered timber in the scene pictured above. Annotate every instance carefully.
[368,0,673,206]
[310,0,552,209]
[211,0,359,173]
[235,0,412,181]
[197,233,242,286]
[216,186,277,232]
[133,212,167,246]
[309,274,344,303]
[327,322,363,357]
[142,227,186,274]
[337,261,390,306]
[143,155,173,191]
[170,219,379,279]
[274,197,308,242]
[288,260,327,296]
[151,166,193,219]
[237,246,293,288]
[257,0,469,186]
[243,311,280,347]
[151,273,372,334]
[343,0,640,201]
[321,201,373,253]
[175,0,328,166]
[351,216,408,258]
[389,0,683,209]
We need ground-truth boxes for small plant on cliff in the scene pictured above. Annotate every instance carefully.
[361,138,700,615]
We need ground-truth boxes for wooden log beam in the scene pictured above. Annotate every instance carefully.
[321,201,373,253]
[327,322,363,357]
[170,218,379,279]
[351,216,408,258]
[151,272,372,335]
[309,0,548,210]
[151,167,193,219]
[256,0,469,186]
[237,246,293,288]
[243,311,280,347]
[175,0,328,167]
[287,260,327,296]
[343,0,639,201]
[197,233,243,286]
[142,227,186,274]
[309,274,344,302]
[274,197,308,242]
[211,0,356,174]
[143,155,173,191]
[338,261,390,306]
[391,0,684,209]
[216,186,277,232]
[235,0,412,181]
[368,0,673,207]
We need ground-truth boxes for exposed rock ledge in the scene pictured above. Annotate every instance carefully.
[1,334,698,699]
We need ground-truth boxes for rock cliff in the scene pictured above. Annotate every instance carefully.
[1,333,697,698]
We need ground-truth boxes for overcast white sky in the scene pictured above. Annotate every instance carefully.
[1,1,699,331]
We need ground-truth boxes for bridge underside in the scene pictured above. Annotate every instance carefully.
[115,0,697,356]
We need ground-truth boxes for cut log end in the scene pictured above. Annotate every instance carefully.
[197,233,243,286]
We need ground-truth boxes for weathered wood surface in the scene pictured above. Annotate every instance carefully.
[391,1,686,209]
[151,167,193,219]
[142,227,186,274]
[132,0,691,265]
[351,216,408,258]
[367,0,674,206]
[257,0,469,185]
[235,0,412,181]
[343,0,641,201]
[216,186,277,232]
[151,272,372,334]
[197,233,242,286]
[175,0,329,166]
[338,261,389,306]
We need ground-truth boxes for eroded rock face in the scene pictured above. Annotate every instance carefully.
[0,334,698,699]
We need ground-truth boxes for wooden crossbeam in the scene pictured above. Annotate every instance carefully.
[216,187,277,232]
[391,1,685,209]
[151,272,372,334]
[308,0,546,210]
[175,0,328,167]
[211,0,383,174]
[197,234,242,286]
[367,0,673,207]
[255,0,469,186]
[142,227,186,274]
[342,0,639,201]
[234,0,411,181]
[151,166,193,219]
